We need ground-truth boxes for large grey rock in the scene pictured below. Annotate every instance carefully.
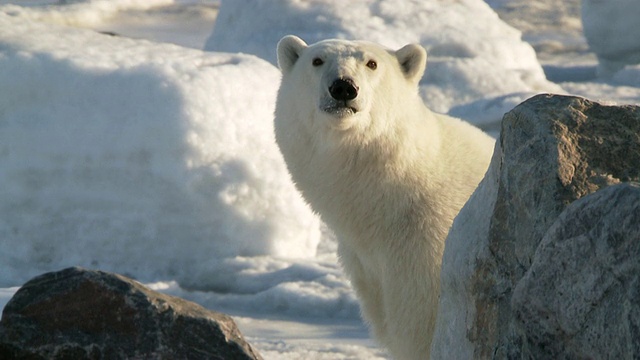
[0,267,263,360]
[512,182,640,359]
[431,94,640,359]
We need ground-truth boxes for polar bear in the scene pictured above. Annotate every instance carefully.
[274,35,494,360]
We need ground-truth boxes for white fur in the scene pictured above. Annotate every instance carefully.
[275,35,494,360]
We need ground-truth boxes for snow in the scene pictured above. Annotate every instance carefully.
[0,0,639,359]
[582,0,640,77]
[0,12,323,289]
[205,0,562,126]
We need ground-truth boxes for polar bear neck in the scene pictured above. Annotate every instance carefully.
[289,103,449,251]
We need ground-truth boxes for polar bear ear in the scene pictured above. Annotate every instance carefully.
[277,35,308,74]
[395,44,427,84]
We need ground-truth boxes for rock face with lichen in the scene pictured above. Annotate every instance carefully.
[431,94,640,359]
[512,182,640,359]
[0,267,263,360]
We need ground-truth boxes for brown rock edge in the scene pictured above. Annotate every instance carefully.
[0,267,263,360]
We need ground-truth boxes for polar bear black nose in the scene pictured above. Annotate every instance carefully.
[329,78,359,101]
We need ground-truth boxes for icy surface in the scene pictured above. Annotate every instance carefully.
[1,0,639,359]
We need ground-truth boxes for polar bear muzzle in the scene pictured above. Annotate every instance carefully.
[323,77,359,116]
[329,78,359,101]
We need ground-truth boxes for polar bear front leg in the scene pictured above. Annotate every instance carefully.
[338,243,388,342]
[382,265,439,360]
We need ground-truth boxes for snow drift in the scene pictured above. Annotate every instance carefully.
[0,13,320,287]
[582,0,640,77]
[204,0,562,120]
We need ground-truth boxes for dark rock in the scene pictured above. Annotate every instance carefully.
[512,182,640,359]
[431,94,640,358]
[0,267,263,360]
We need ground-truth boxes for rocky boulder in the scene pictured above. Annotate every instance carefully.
[0,267,263,360]
[512,182,640,359]
[431,94,640,359]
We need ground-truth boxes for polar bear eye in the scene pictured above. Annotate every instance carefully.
[312,58,324,67]
[366,60,377,70]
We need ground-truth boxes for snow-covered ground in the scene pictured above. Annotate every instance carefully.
[1,0,639,359]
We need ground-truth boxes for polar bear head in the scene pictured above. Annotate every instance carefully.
[275,35,427,142]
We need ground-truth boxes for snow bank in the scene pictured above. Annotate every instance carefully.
[0,0,219,50]
[204,0,561,117]
[0,13,320,287]
[582,0,640,77]
[0,0,172,28]
[148,255,359,318]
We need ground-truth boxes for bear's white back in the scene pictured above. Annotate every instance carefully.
[275,35,494,360]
